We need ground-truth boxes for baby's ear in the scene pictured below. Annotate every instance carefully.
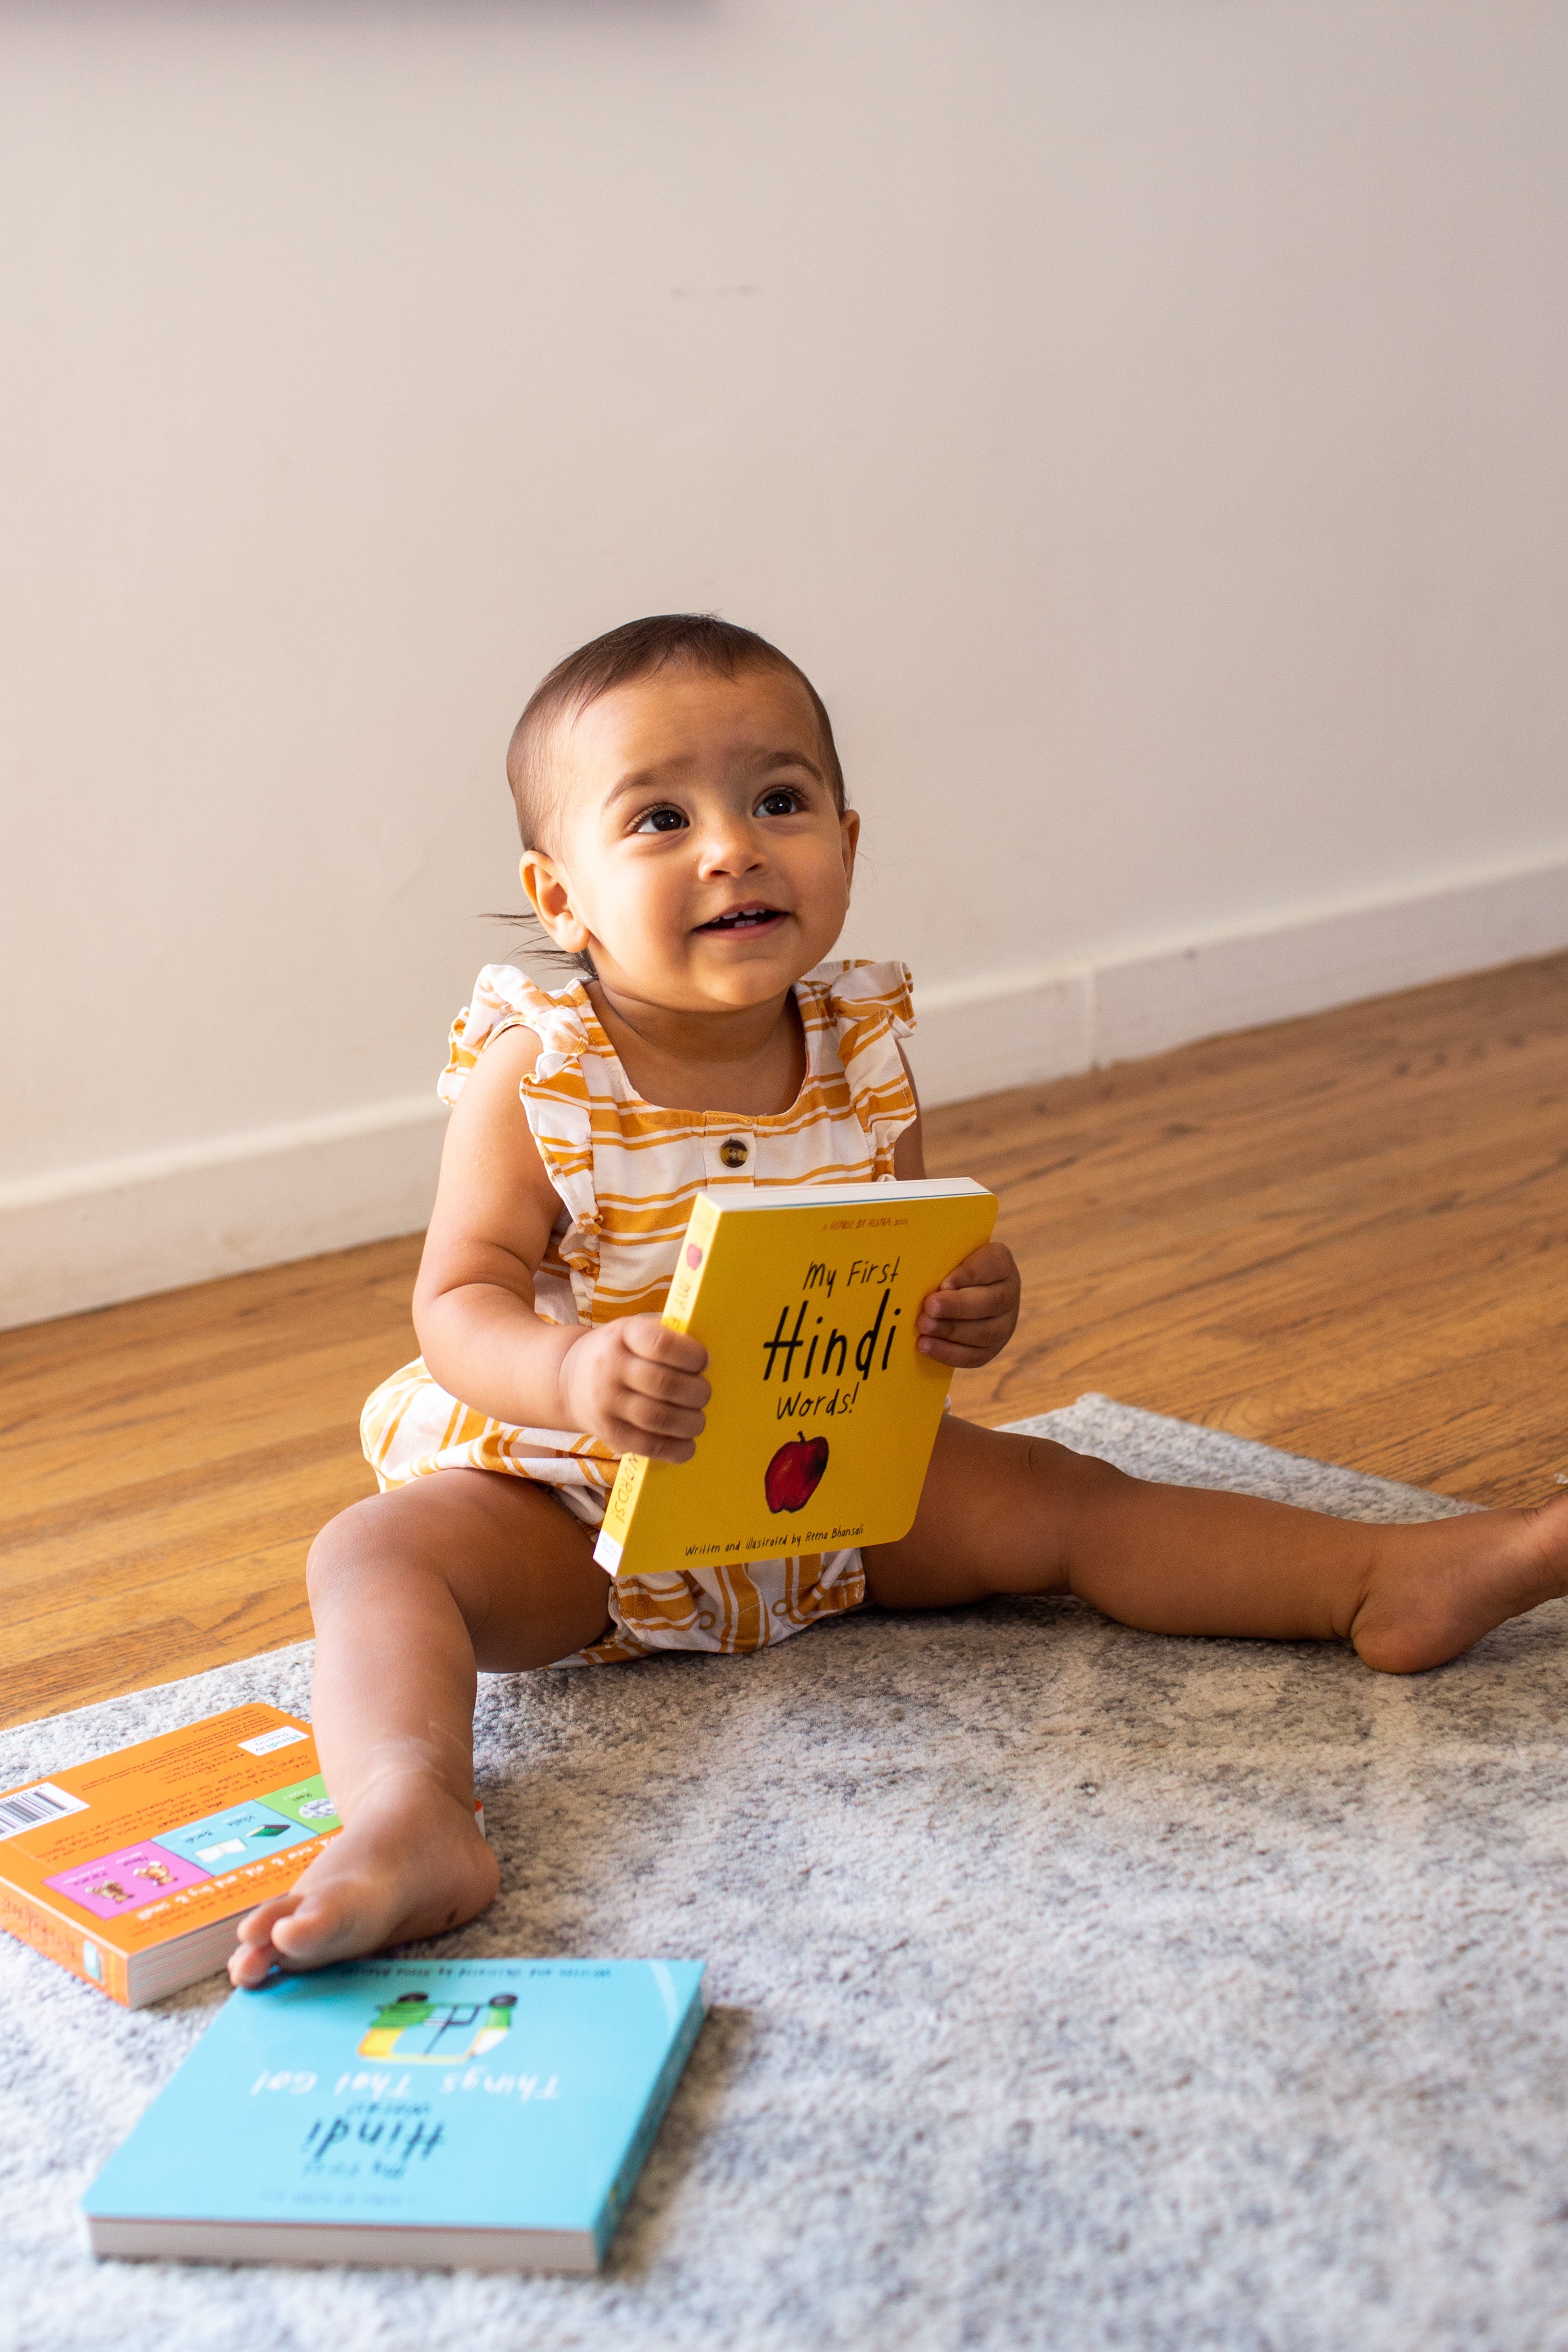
[519,848,591,954]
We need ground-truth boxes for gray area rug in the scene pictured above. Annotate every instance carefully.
[4,1394,1566,2352]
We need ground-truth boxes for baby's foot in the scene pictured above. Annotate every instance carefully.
[227,1769,499,1988]
[1350,1491,1568,1675]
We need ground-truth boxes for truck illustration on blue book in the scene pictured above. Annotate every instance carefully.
[358,1989,518,2064]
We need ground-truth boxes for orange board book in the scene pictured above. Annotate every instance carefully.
[0,1704,397,2009]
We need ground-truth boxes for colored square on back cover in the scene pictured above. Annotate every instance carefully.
[154,1800,316,1874]
[46,1841,211,1920]
[256,1773,341,1834]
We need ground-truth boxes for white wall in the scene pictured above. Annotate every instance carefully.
[4,0,1567,1324]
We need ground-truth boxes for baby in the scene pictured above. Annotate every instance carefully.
[231,613,1568,1987]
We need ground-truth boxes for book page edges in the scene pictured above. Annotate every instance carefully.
[695,1176,990,1213]
[82,2215,599,2273]
[593,1193,720,1575]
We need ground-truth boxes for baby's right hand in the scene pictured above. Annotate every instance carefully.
[559,1318,711,1462]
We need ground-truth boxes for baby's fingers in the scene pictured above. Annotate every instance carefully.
[562,1321,709,1460]
[599,1397,706,1461]
[916,1318,1010,1367]
[610,1348,709,1460]
[918,1279,1011,1328]
[621,1315,710,1376]
[936,1242,1014,1292]
[620,1347,711,1417]
[917,1236,1019,1366]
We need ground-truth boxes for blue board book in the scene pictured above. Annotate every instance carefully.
[81,1955,707,2271]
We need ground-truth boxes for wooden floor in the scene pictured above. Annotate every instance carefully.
[4,951,1566,1733]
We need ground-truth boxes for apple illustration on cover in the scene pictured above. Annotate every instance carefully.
[765,1433,829,1514]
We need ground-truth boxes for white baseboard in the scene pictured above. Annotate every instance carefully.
[907,847,1568,1106]
[903,963,1094,1107]
[5,848,1565,1329]
[0,1097,447,1332]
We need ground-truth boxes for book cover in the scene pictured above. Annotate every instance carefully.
[595,1177,997,1578]
[81,1955,707,2271]
[0,1705,473,2009]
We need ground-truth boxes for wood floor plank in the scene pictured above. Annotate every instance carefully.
[934,949,1568,1500]
[2,951,1565,1732]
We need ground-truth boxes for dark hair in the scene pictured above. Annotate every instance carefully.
[505,612,846,851]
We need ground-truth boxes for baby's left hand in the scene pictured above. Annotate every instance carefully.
[916,1242,1021,1368]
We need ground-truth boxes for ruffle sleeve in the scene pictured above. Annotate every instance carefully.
[809,958,918,1169]
[438,963,591,1105]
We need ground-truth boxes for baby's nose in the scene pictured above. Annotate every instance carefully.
[698,819,765,871]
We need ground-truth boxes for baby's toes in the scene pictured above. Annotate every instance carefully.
[227,1893,303,1987]
[228,1935,280,1989]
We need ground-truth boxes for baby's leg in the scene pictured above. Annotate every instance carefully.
[865,1418,1568,1672]
[229,1470,610,1986]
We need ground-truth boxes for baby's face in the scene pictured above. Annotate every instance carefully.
[522,665,859,1017]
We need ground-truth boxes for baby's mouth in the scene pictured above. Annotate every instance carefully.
[694,905,787,935]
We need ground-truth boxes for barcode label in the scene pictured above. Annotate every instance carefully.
[0,1781,90,1841]
[237,1726,308,1757]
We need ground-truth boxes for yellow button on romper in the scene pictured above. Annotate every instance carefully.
[360,958,918,1664]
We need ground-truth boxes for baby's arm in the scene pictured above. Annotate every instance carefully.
[414,1028,709,1460]
[892,1054,1021,1369]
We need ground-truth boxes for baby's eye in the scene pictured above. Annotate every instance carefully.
[755,787,806,818]
[629,805,688,835]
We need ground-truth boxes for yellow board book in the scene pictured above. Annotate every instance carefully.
[594,1177,997,1578]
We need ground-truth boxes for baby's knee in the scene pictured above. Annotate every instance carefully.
[1024,1434,1132,1505]
[306,1485,490,1629]
[305,1495,404,1609]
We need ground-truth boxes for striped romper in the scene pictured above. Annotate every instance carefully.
[361,957,919,1664]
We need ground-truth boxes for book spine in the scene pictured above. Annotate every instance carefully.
[593,1983,708,2260]
[594,1452,650,1570]
[659,1192,721,1334]
[592,1195,722,1576]
[0,1877,130,2006]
